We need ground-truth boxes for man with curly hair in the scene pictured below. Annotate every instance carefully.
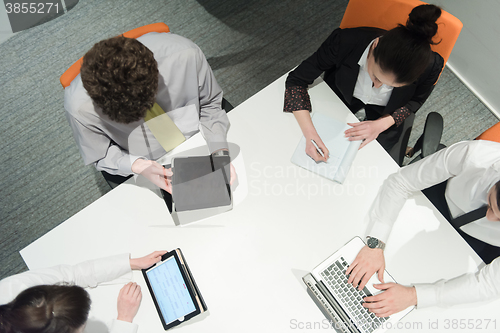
[64,33,230,191]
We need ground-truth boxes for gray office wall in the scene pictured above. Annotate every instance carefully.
[432,0,500,118]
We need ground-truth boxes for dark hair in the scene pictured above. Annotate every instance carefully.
[373,4,442,85]
[81,36,159,124]
[495,180,500,210]
[0,285,91,333]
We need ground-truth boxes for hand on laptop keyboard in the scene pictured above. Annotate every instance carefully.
[362,282,417,317]
[345,245,385,290]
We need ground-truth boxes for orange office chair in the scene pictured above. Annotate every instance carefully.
[59,22,170,89]
[476,122,500,143]
[340,0,462,68]
[340,0,463,166]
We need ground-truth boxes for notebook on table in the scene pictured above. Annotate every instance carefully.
[291,113,361,184]
[168,154,232,225]
[302,237,414,333]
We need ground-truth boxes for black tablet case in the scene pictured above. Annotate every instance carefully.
[171,155,231,212]
[142,249,207,330]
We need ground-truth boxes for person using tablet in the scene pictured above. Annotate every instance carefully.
[345,140,500,317]
[284,4,444,159]
[142,248,207,330]
[65,32,233,190]
[0,251,166,333]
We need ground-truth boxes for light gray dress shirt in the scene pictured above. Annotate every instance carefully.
[64,32,230,176]
[367,140,500,308]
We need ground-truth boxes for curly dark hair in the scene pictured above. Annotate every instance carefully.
[81,36,159,123]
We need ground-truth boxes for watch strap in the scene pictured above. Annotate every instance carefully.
[366,236,385,251]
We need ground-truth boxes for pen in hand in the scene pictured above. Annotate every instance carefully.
[311,139,326,159]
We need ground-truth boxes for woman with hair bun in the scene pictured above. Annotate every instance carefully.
[0,285,91,333]
[284,4,444,159]
[0,251,166,333]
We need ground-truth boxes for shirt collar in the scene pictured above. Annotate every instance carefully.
[358,39,393,92]
[358,40,375,69]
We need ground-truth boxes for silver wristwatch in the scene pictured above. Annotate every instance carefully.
[366,236,385,250]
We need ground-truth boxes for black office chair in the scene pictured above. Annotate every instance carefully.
[222,98,234,113]
[388,111,446,166]
[388,113,415,166]
[405,112,445,164]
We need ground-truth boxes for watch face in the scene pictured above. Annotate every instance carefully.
[367,237,378,248]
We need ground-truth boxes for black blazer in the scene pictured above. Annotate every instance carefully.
[286,27,444,118]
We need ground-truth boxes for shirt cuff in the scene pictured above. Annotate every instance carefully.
[366,220,391,244]
[391,106,412,127]
[283,86,312,113]
[413,283,439,309]
[110,319,139,333]
[206,136,229,154]
[129,155,146,175]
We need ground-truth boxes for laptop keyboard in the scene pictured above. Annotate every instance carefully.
[320,257,388,333]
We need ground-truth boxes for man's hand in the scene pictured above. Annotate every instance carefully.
[305,136,330,162]
[346,246,385,290]
[129,251,168,270]
[131,159,173,193]
[363,283,417,317]
[117,282,142,323]
[345,115,395,149]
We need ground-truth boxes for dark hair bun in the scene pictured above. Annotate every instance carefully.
[406,4,441,43]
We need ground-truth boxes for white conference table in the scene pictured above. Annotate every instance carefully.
[21,74,499,332]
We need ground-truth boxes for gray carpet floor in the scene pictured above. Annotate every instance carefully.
[0,0,497,280]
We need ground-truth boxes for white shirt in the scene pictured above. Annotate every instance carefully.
[0,254,138,333]
[352,40,394,106]
[367,140,500,308]
[369,140,500,245]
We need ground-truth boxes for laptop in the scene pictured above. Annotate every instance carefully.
[302,237,414,333]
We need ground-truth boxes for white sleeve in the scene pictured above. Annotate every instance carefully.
[414,256,500,308]
[368,141,475,242]
[110,319,139,333]
[0,254,131,304]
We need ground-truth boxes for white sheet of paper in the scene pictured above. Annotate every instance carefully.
[291,113,361,183]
